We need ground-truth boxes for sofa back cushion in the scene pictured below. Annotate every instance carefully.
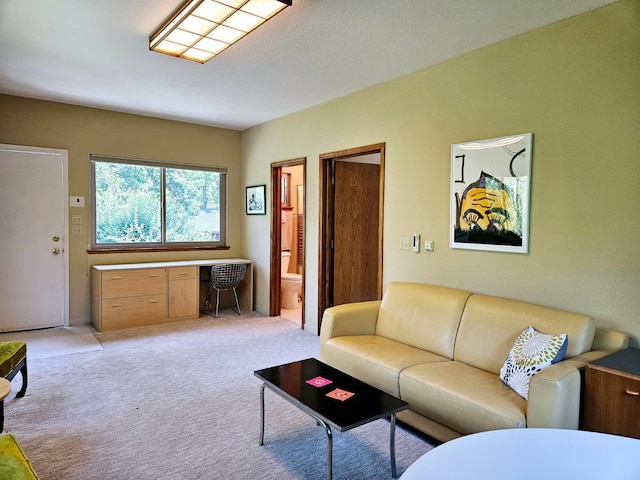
[375,282,471,359]
[454,294,595,375]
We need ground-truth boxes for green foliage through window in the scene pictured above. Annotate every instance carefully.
[91,157,226,248]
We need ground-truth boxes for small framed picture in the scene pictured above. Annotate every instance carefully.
[246,185,266,215]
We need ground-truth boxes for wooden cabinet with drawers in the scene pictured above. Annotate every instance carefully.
[583,347,640,439]
[91,259,252,332]
[91,267,168,332]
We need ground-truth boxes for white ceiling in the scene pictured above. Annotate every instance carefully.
[0,0,615,131]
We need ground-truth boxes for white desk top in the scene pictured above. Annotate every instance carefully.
[92,258,251,271]
[400,428,640,480]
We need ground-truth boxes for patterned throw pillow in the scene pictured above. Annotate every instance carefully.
[500,326,568,400]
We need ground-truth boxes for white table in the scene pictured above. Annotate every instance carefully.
[400,428,640,480]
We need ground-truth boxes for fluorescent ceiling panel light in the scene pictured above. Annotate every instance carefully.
[150,0,292,63]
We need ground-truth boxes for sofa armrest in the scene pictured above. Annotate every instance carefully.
[319,301,381,355]
[527,327,629,430]
[527,360,584,429]
[592,327,629,352]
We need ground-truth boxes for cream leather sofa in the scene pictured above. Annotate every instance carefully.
[319,282,629,442]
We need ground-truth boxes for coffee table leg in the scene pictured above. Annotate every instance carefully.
[316,418,333,480]
[390,413,398,478]
[259,384,266,446]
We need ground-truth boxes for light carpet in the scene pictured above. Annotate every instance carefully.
[5,314,435,479]
[0,325,103,359]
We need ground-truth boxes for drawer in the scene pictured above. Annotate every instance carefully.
[168,266,198,281]
[584,364,640,438]
[101,269,166,298]
[100,295,167,331]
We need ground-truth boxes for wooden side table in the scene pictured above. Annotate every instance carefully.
[584,347,640,439]
[0,378,11,431]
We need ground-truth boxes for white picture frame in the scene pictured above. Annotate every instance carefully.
[450,133,532,253]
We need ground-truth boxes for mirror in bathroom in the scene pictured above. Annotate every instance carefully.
[281,173,291,207]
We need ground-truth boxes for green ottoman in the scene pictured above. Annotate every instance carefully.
[0,434,39,480]
[0,343,27,398]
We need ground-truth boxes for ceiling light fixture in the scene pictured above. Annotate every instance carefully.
[149,0,292,64]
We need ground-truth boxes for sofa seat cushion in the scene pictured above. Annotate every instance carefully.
[322,335,449,396]
[0,434,39,479]
[400,361,527,435]
[0,343,26,378]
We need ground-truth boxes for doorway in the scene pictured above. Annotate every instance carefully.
[0,144,69,331]
[269,158,306,328]
[318,143,385,333]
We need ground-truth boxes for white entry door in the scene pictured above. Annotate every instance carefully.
[0,144,68,331]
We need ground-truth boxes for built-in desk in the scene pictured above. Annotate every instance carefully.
[91,259,253,332]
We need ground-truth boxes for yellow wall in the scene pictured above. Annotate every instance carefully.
[0,97,242,323]
[242,0,640,343]
[0,1,637,343]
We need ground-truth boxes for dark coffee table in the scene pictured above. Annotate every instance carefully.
[254,357,409,479]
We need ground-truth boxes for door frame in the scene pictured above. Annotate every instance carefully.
[318,143,385,333]
[269,158,306,325]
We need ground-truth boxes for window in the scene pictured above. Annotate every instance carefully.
[90,155,226,250]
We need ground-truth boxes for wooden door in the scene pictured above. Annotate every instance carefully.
[319,144,384,332]
[0,144,68,331]
[331,161,380,306]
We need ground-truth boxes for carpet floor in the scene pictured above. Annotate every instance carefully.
[5,314,434,479]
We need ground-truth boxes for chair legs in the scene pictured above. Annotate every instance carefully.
[204,286,242,318]
[6,358,27,398]
[16,361,27,398]
[232,287,241,315]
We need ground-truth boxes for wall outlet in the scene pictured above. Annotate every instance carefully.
[400,237,410,251]
[72,225,82,235]
[425,240,434,251]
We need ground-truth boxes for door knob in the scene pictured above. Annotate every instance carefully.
[52,248,61,255]
[53,236,60,242]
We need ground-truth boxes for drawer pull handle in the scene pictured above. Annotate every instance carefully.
[179,272,188,275]
[111,303,123,307]
[149,300,159,303]
[111,276,122,280]
[149,274,160,277]
[625,389,639,396]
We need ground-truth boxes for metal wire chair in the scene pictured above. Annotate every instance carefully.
[202,263,248,318]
